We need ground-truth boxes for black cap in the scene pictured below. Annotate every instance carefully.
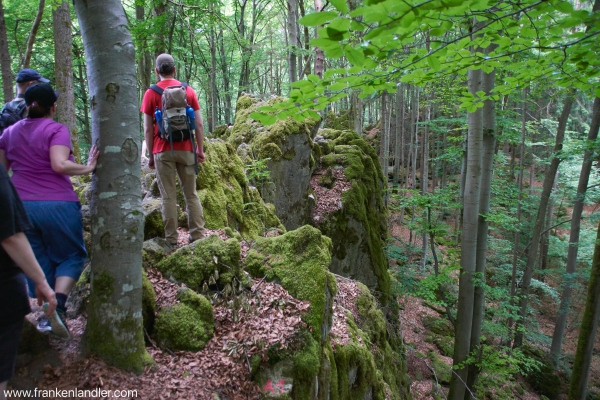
[24,84,59,108]
[16,69,50,83]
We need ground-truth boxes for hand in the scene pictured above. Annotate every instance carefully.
[196,149,205,164]
[35,281,57,316]
[148,154,155,169]
[87,145,99,172]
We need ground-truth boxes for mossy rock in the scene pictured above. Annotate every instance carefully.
[142,238,171,270]
[157,234,247,291]
[422,315,454,337]
[154,288,214,352]
[142,198,164,240]
[323,110,351,131]
[424,334,454,358]
[197,139,282,238]
[427,351,451,384]
[142,269,156,334]
[243,225,332,341]
[315,129,390,304]
[212,124,229,139]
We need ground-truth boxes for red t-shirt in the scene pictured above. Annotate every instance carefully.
[140,79,201,154]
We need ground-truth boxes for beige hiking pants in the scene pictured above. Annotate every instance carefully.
[155,150,205,243]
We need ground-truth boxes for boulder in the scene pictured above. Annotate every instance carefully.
[142,197,164,240]
[228,95,320,230]
[311,129,390,301]
[154,288,214,352]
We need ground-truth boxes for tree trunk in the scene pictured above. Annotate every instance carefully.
[465,56,496,396]
[550,97,600,363]
[0,0,13,102]
[209,26,218,132]
[287,0,298,83]
[136,5,152,92]
[73,0,150,373]
[449,67,483,400]
[313,0,324,78]
[218,28,232,124]
[568,219,600,400]
[514,91,575,348]
[53,1,80,162]
[393,84,404,185]
[509,88,528,332]
[21,0,45,69]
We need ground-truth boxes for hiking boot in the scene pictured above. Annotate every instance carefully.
[188,234,205,244]
[42,303,70,339]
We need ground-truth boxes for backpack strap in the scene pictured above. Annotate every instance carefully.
[149,82,187,96]
[149,84,163,95]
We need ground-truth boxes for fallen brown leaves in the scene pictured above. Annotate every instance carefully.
[310,169,351,223]
[31,269,311,400]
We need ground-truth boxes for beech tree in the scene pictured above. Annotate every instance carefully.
[73,0,150,373]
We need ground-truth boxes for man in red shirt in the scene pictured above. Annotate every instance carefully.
[140,54,206,245]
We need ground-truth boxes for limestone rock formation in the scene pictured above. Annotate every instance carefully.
[310,129,390,301]
[228,95,320,230]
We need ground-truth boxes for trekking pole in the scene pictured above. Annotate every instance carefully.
[186,106,199,175]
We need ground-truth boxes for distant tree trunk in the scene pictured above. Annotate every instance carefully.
[411,87,419,190]
[441,130,447,190]
[298,0,310,80]
[449,67,483,400]
[74,0,150,373]
[568,219,600,400]
[53,1,80,162]
[136,5,152,91]
[550,97,600,363]
[0,0,13,102]
[514,91,575,348]
[209,27,218,132]
[287,0,298,83]
[152,1,167,55]
[393,85,404,185]
[508,88,528,331]
[313,0,324,78]
[218,28,232,124]
[21,0,45,69]
[380,91,389,177]
[466,55,496,394]
[539,172,558,282]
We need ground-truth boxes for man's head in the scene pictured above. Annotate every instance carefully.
[15,69,50,95]
[155,53,175,77]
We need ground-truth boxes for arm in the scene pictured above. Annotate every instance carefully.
[143,113,156,169]
[1,232,57,315]
[50,145,98,176]
[194,109,205,163]
[0,149,8,170]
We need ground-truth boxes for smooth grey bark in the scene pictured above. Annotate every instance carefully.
[53,1,80,162]
[568,219,600,400]
[0,0,13,102]
[21,0,45,69]
[449,67,483,400]
[393,85,404,184]
[287,0,298,83]
[550,97,600,363]
[74,0,149,373]
[465,61,496,396]
[514,91,575,348]
[313,0,324,78]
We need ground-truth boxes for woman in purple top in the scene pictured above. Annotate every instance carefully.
[0,84,98,337]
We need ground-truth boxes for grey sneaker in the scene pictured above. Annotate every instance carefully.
[37,315,52,332]
[42,303,70,339]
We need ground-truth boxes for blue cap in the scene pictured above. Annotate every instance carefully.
[16,69,50,83]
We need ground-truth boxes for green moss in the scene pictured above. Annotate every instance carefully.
[154,288,214,352]
[157,234,242,291]
[317,129,390,304]
[197,139,282,238]
[323,341,339,400]
[259,142,283,161]
[212,124,229,139]
[356,283,386,345]
[92,270,114,299]
[243,225,331,340]
[291,332,321,399]
[143,199,164,240]
[327,271,338,297]
[427,351,451,384]
[83,299,153,374]
[422,315,454,337]
[142,269,156,334]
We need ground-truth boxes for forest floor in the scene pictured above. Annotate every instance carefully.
[390,215,600,400]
